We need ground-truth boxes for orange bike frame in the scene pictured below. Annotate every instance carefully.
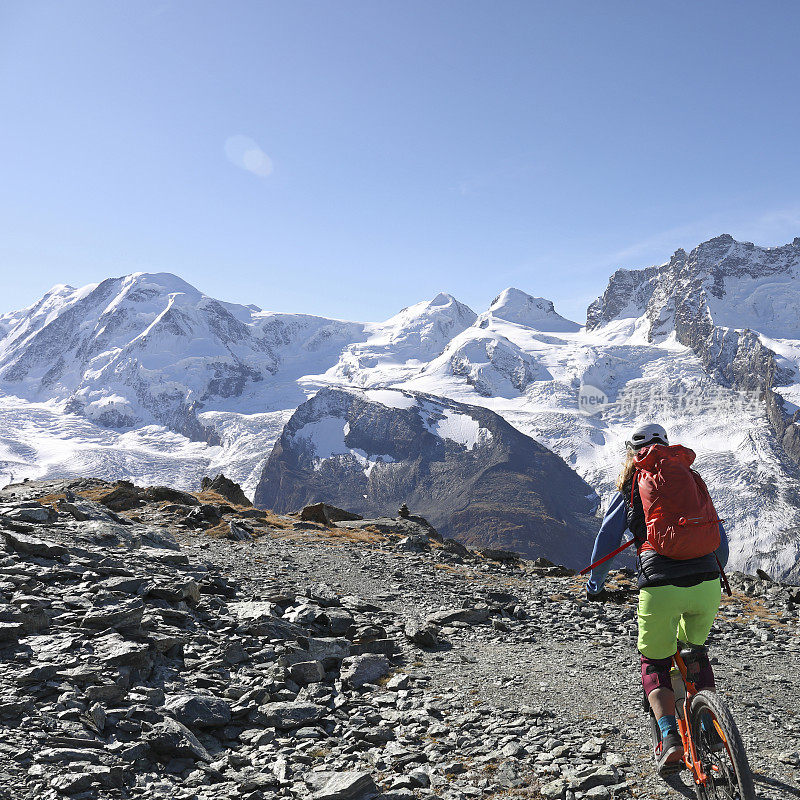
[672,651,708,787]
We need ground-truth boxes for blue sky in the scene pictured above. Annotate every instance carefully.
[1,1,799,323]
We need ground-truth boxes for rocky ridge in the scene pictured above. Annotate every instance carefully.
[0,477,797,800]
[587,234,800,471]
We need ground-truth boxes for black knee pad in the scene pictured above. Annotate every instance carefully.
[680,644,715,690]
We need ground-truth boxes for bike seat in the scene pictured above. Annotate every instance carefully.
[678,643,708,663]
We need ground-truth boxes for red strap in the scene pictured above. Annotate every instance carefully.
[579,537,636,575]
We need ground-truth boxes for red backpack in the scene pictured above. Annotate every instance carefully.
[632,444,721,560]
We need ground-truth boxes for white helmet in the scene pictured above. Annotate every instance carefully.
[626,423,669,451]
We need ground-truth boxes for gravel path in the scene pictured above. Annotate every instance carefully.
[1,478,798,800]
[186,522,800,799]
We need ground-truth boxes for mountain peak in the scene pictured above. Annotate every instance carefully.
[487,287,579,332]
[490,287,553,314]
[383,293,476,330]
[429,291,457,306]
[119,271,202,297]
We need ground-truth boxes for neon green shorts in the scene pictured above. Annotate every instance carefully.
[637,579,721,659]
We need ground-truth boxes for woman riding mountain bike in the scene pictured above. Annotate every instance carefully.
[586,423,729,777]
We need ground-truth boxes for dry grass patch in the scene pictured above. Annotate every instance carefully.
[272,525,386,546]
[484,789,545,799]
[203,521,233,539]
[257,510,293,529]
[35,493,67,511]
[725,594,788,629]
[432,563,461,573]
[76,487,120,503]
[35,492,66,504]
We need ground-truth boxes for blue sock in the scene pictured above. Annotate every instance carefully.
[657,715,678,738]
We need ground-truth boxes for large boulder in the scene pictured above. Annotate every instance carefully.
[299,637,351,662]
[259,701,326,730]
[81,598,145,631]
[404,619,440,649]
[95,481,144,511]
[229,602,305,640]
[340,654,391,688]
[1,531,67,559]
[479,548,522,563]
[299,503,362,525]
[288,661,326,685]
[200,474,252,507]
[0,502,57,524]
[442,538,471,557]
[308,771,378,800]
[425,607,491,626]
[164,694,232,727]
[146,718,212,761]
[142,486,200,506]
[91,634,151,669]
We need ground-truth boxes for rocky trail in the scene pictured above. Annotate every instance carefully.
[0,477,798,800]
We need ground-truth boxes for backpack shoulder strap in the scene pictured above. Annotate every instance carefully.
[629,469,639,508]
[714,552,732,597]
[626,471,647,544]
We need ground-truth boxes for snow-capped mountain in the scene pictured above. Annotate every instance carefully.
[587,234,800,340]
[0,271,365,438]
[2,235,800,578]
[586,234,800,474]
[0,276,480,497]
[487,287,580,332]
[320,292,477,387]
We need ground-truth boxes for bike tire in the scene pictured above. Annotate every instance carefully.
[689,690,755,800]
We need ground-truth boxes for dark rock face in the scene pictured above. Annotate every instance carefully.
[164,694,232,728]
[340,654,391,688]
[404,619,440,649]
[254,388,600,567]
[146,718,212,761]
[92,480,201,512]
[308,771,378,800]
[143,486,201,506]
[587,235,800,335]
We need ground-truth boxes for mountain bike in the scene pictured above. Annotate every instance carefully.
[647,646,755,800]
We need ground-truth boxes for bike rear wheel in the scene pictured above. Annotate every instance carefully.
[689,690,755,800]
